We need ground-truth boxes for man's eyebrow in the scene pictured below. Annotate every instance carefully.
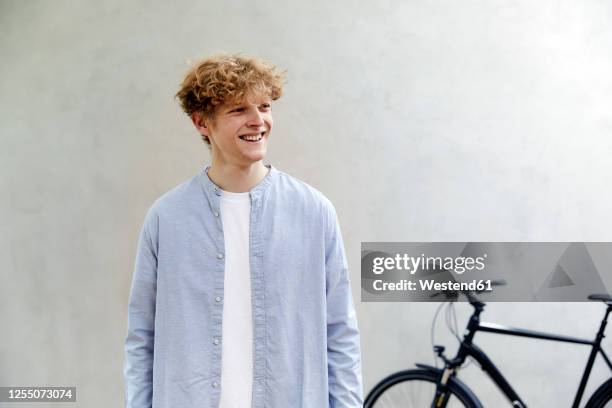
[225,99,270,110]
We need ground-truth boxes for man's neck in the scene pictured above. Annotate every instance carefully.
[207,161,269,193]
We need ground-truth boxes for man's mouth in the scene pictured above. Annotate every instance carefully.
[239,132,265,143]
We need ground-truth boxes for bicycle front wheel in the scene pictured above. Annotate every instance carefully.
[585,378,612,407]
[364,369,482,408]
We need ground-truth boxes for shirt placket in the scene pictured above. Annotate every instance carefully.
[208,184,225,407]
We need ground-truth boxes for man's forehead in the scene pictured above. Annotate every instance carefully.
[226,91,271,106]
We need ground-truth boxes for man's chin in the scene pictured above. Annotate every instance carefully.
[243,148,267,162]
[239,154,266,166]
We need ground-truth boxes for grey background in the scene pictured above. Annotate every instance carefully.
[2,0,611,406]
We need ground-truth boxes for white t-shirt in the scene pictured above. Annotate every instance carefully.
[218,190,253,408]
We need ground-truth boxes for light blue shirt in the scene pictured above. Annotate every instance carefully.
[124,165,363,408]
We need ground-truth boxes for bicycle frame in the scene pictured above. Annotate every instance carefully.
[443,302,612,408]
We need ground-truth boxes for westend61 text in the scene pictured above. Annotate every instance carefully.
[372,279,493,292]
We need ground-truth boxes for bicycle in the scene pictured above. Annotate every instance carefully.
[364,291,612,408]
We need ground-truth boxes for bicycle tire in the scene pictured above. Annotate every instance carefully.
[364,368,482,408]
[585,378,612,407]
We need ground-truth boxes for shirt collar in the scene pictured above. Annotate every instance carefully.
[198,164,276,199]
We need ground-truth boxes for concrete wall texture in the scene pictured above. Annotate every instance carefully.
[2,0,612,406]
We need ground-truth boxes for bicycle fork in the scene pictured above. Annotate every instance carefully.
[432,367,456,408]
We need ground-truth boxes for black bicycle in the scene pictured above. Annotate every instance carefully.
[364,292,612,408]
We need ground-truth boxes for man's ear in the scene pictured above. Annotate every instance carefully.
[191,112,211,138]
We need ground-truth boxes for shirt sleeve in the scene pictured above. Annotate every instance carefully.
[124,208,158,408]
[324,201,364,408]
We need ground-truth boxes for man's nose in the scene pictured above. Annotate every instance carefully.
[246,108,265,127]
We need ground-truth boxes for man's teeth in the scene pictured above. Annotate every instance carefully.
[241,133,264,141]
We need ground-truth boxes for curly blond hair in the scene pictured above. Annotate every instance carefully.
[175,54,285,144]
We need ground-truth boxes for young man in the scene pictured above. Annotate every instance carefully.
[124,54,362,407]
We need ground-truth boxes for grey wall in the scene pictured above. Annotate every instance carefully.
[2,0,612,406]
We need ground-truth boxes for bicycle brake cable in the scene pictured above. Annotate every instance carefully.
[430,302,446,368]
[447,302,475,370]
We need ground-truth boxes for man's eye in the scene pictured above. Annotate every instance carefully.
[260,104,271,110]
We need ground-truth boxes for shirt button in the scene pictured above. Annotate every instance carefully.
[212,381,219,389]
[215,296,222,303]
[217,253,224,260]
[213,337,220,345]
[213,211,219,217]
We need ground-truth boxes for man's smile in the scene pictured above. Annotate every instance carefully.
[238,132,265,142]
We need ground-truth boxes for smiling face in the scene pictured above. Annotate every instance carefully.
[195,91,273,167]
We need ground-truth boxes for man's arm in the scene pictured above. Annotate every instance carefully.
[124,209,158,408]
[324,202,363,408]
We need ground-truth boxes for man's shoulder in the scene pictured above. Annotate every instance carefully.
[273,169,336,215]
